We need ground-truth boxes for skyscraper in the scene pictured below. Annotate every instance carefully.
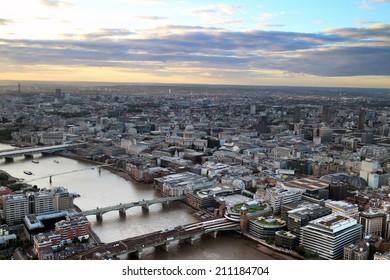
[293,106,301,123]
[322,106,330,123]
[358,109,366,131]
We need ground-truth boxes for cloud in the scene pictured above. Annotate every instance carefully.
[0,19,14,26]
[40,0,72,8]
[184,5,241,25]
[358,0,373,9]
[258,12,273,22]
[0,24,389,78]
[259,23,285,29]
[134,16,167,21]
[354,19,380,25]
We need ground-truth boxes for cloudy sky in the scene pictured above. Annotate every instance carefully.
[0,0,389,87]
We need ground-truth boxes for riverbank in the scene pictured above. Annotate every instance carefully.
[243,233,304,260]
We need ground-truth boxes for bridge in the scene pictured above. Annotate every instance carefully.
[0,144,74,161]
[81,195,186,221]
[68,218,240,260]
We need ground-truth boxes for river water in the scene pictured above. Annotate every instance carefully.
[0,143,276,260]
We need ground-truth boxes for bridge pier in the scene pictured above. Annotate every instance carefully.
[96,213,103,222]
[162,201,170,208]
[119,208,126,217]
[164,239,178,251]
[190,234,202,244]
[142,204,149,212]
[4,157,14,162]
[24,154,34,159]
[211,230,218,238]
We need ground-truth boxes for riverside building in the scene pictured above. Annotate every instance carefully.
[300,214,362,259]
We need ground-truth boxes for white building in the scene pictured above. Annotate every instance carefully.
[324,200,359,218]
[265,186,301,215]
[300,214,362,259]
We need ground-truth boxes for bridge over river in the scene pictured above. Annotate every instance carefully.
[0,144,77,161]
[68,217,240,260]
[81,195,186,221]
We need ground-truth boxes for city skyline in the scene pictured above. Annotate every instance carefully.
[0,0,390,88]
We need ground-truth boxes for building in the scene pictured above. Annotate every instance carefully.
[285,177,330,199]
[224,200,271,222]
[300,214,362,259]
[40,132,64,145]
[265,186,301,215]
[358,108,366,131]
[2,188,76,225]
[33,213,90,260]
[286,202,332,236]
[374,252,390,260]
[324,200,359,218]
[343,243,368,260]
[2,194,29,225]
[0,186,12,206]
[275,231,299,250]
[0,225,17,247]
[322,106,330,123]
[359,159,380,189]
[359,208,387,238]
[250,105,256,115]
[257,115,270,135]
[293,106,301,124]
[248,216,286,240]
[186,184,242,210]
[154,172,214,196]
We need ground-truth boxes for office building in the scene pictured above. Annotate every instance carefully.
[358,109,366,131]
[300,214,362,259]
[359,208,387,238]
[293,106,301,123]
[265,186,301,215]
[2,188,75,225]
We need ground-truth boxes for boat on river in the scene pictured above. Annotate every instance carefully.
[23,171,33,175]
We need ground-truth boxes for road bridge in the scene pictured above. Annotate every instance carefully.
[81,195,186,221]
[0,144,75,161]
[68,218,240,260]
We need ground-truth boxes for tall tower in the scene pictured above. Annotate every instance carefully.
[358,109,366,131]
[322,106,330,123]
[18,83,21,94]
[240,207,248,233]
[218,198,226,218]
[293,106,301,123]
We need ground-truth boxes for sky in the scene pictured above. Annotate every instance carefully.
[0,0,389,88]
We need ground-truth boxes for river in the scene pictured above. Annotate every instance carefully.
[0,143,276,260]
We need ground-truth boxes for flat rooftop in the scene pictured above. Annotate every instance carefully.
[286,177,330,191]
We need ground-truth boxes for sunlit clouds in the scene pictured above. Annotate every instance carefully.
[0,0,389,87]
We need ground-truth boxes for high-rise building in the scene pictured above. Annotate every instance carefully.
[250,105,256,115]
[2,195,29,225]
[300,214,362,259]
[293,106,301,123]
[322,106,330,123]
[358,109,366,131]
[359,208,387,238]
[2,188,75,225]
[257,115,270,135]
